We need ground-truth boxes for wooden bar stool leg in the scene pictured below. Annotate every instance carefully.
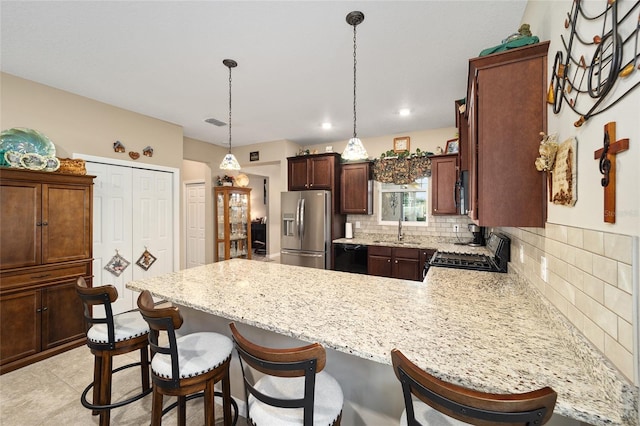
[99,353,113,426]
[92,355,102,416]
[204,380,215,426]
[222,371,232,426]
[139,347,150,391]
[178,395,187,426]
[151,385,163,426]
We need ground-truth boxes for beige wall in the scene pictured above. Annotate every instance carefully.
[1,73,184,169]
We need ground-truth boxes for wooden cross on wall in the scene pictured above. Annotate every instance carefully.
[593,122,629,223]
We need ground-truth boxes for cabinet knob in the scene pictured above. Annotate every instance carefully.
[42,221,48,226]
[395,260,398,264]
[387,259,391,263]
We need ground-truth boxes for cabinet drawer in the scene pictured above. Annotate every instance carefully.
[393,247,419,259]
[368,245,392,256]
[0,263,91,291]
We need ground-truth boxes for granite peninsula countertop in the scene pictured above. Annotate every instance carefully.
[127,259,637,426]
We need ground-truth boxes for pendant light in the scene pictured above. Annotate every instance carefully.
[341,11,369,162]
[219,59,241,170]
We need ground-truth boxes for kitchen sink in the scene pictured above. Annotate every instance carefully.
[373,240,409,245]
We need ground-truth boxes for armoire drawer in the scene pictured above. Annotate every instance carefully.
[0,262,91,291]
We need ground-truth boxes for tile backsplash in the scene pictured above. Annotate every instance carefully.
[346,213,474,241]
[499,224,636,383]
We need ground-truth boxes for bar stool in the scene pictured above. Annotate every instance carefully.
[391,348,557,426]
[136,290,237,426]
[229,321,343,426]
[75,277,151,426]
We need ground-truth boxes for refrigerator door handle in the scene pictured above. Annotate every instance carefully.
[299,198,306,239]
[281,250,323,258]
[295,198,301,237]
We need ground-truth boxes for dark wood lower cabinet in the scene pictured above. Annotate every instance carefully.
[0,278,87,373]
[368,246,422,281]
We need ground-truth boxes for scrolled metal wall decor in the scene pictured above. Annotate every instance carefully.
[549,0,640,127]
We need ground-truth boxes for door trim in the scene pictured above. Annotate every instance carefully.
[72,153,181,271]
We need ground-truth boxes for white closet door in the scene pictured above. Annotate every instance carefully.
[185,182,206,268]
[131,168,174,283]
[87,162,175,315]
[86,162,134,316]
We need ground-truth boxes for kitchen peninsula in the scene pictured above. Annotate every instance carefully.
[126,259,636,426]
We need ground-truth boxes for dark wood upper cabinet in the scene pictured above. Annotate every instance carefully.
[431,154,459,215]
[455,99,469,172]
[466,41,549,227]
[287,153,340,191]
[340,162,372,215]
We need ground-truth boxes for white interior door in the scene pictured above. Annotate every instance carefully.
[87,162,134,315]
[185,182,206,268]
[87,162,175,315]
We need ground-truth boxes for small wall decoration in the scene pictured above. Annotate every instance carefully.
[104,250,130,277]
[129,152,140,160]
[552,137,577,206]
[593,122,629,223]
[393,136,410,153]
[143,146,154,157]
[250,151,259,161]
[113,141,125,153]
[445,138,459,154]
[136,247,157,271]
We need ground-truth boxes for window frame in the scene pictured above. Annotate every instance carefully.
[375,178,430,226]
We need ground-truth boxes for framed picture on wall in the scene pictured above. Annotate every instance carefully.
[445,138,459,154]
[393,136,410,153]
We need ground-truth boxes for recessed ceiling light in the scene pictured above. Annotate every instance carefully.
[322,122,333,130]
[399,108,411,117]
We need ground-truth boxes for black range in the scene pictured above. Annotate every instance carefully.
[429,232,510,273]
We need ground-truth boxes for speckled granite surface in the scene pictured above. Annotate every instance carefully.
[127,259,637,426]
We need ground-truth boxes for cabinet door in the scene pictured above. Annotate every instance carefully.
[341,163,372,214]
[0,180,41,269]
[367,246,392,277]
[308,156,334,189]
[0,289,41,365]
[392,248,420,281]
[367,255,392,277]
[431,155,459,215]
[42,183,92,264]
[288,157,309,190]
[41,280,86,350]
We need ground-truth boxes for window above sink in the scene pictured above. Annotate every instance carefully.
[376,177,429,226]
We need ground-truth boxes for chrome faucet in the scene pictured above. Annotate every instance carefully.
[398,216,403,241]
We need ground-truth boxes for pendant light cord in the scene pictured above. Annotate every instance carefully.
[228,65,233,154]
[352,23,358,140]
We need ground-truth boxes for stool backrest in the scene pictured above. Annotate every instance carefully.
[136,290,183,387]
[75,277,119,350]
[391,349,557,426]
[229,322,326,426]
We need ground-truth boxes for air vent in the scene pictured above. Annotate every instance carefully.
[205,117,226,127]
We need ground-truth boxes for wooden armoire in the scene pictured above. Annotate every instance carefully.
[0,167,94,374]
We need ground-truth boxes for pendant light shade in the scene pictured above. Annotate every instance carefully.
[342,11,369,162]
[220,59,241,171]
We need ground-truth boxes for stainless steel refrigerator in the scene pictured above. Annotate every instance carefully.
[280,190,331,269]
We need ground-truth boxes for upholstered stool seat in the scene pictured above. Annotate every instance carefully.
[230,322,343,426]
[249,371,343,426]
[86,310,149,344]
[75,277,151,426]
[137,290,237,426]
[150,332,233,380]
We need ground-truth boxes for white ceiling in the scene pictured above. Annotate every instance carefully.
[1,1,527,148]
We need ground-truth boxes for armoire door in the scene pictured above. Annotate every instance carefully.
[86,162,174,315]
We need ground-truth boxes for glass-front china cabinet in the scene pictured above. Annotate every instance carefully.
[214,186,252,261]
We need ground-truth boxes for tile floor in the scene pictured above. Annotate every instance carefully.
[0,343,247,425]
